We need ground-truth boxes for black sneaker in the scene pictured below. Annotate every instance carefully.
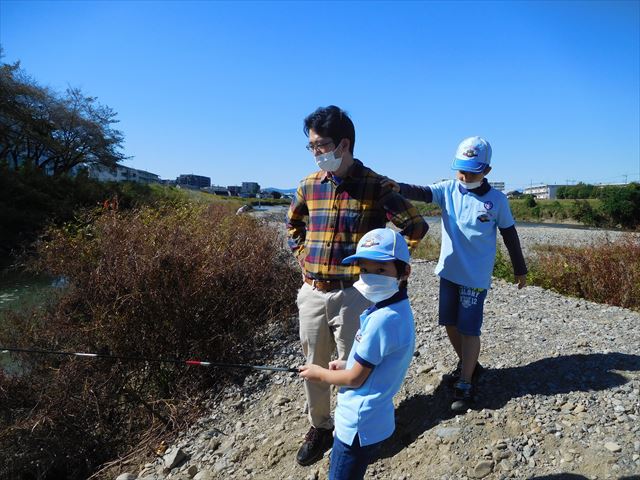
[296,426,334,466]
[443,361,485,387]
[451,379,475,412]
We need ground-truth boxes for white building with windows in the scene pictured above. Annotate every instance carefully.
[81,163,160,184]
[523,184,561,199]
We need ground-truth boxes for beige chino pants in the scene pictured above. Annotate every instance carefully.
[297,282,371,430]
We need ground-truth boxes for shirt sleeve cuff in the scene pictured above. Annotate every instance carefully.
[354,352,375,369]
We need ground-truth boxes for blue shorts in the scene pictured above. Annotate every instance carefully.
[438,277,487,336]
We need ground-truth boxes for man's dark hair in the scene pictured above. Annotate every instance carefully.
[304,105,356,154]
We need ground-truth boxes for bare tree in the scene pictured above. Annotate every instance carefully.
[0,58,127,174]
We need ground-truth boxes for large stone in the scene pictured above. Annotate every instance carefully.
[470,460,494,478]
[605,442,622,452]
[163,448,188,470]
[435,427,461,439]
[187,465,198,477]
[193,471,214,480]
[115,474,136,480]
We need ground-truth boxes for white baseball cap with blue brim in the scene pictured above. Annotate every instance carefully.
[451,136,492,173]
[342,228,410,265]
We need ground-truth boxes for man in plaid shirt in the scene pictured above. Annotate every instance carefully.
[287,105,428,466]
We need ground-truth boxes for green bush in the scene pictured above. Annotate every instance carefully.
[0,166,193,263]
[412,201,442,218]
[599,183,640,229]
[569,200,605,227]
[492,248,514,282]
[0,203,299,479]
[524,194,537,208]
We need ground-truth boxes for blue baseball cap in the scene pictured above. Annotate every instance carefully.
[451,136,492,173]
[342,228,411,265]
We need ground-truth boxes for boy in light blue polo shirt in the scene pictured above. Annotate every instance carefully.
[383,136,527,412]
[299,227,415,480]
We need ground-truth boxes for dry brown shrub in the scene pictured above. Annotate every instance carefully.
[530,233,640,310]
[0,203,299,479]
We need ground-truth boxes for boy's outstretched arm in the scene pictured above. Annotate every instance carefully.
[380,176,401,192]
[499,225,528,289]
[379,189,428,251]
[299,361,372,388]
[380,177,434,204]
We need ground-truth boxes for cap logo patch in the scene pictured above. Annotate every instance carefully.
[463,148,478,158]
[361,238,380,248]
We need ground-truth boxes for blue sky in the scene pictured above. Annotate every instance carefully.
[1,0,639,192]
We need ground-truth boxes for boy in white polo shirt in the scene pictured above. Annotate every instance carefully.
[299,227,415,480]
[383,136,527,412]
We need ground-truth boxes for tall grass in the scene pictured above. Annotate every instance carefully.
[0,203,300,480]
[415,234,640,311]
[527,235,640,310]
[493,235,640,310]
[412,234,441,261]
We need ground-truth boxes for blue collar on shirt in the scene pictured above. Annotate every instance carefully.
[458,178,491,196]
[365,288,409,315]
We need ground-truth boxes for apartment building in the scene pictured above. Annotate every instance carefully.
[523,184,561,199]
[84,164,160,184]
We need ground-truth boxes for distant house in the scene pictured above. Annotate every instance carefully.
[506,190,523,199]
[177,174,211,189]
[241,182,260,195]
[260,190,283,199]
[80,163,160,184]
[227,185,242,196]
[204,185,230,196]
[523,184,562,199]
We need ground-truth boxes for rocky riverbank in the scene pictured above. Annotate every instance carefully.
[115,223,640,480]
[251,206,638,254]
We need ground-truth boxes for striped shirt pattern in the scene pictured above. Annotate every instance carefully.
[287,160,428,281]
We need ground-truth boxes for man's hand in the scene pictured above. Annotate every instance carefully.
[298,364,326,383]
[329,360,346,370]
[515,274,527,289]
[380,176,401,193]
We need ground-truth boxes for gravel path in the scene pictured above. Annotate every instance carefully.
[119,224,640,480]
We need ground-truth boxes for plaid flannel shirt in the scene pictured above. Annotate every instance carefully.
[286,159,428,281]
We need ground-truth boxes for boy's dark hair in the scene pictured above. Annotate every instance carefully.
[303,105,355,154]
[395,260,410,289]
[394,260,408,278]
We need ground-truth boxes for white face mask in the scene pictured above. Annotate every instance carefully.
[458,179,483,190]
[315,143,343,172]
[354,273,399,303]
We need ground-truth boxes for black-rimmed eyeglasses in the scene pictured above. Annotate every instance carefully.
[305,139,334,153]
